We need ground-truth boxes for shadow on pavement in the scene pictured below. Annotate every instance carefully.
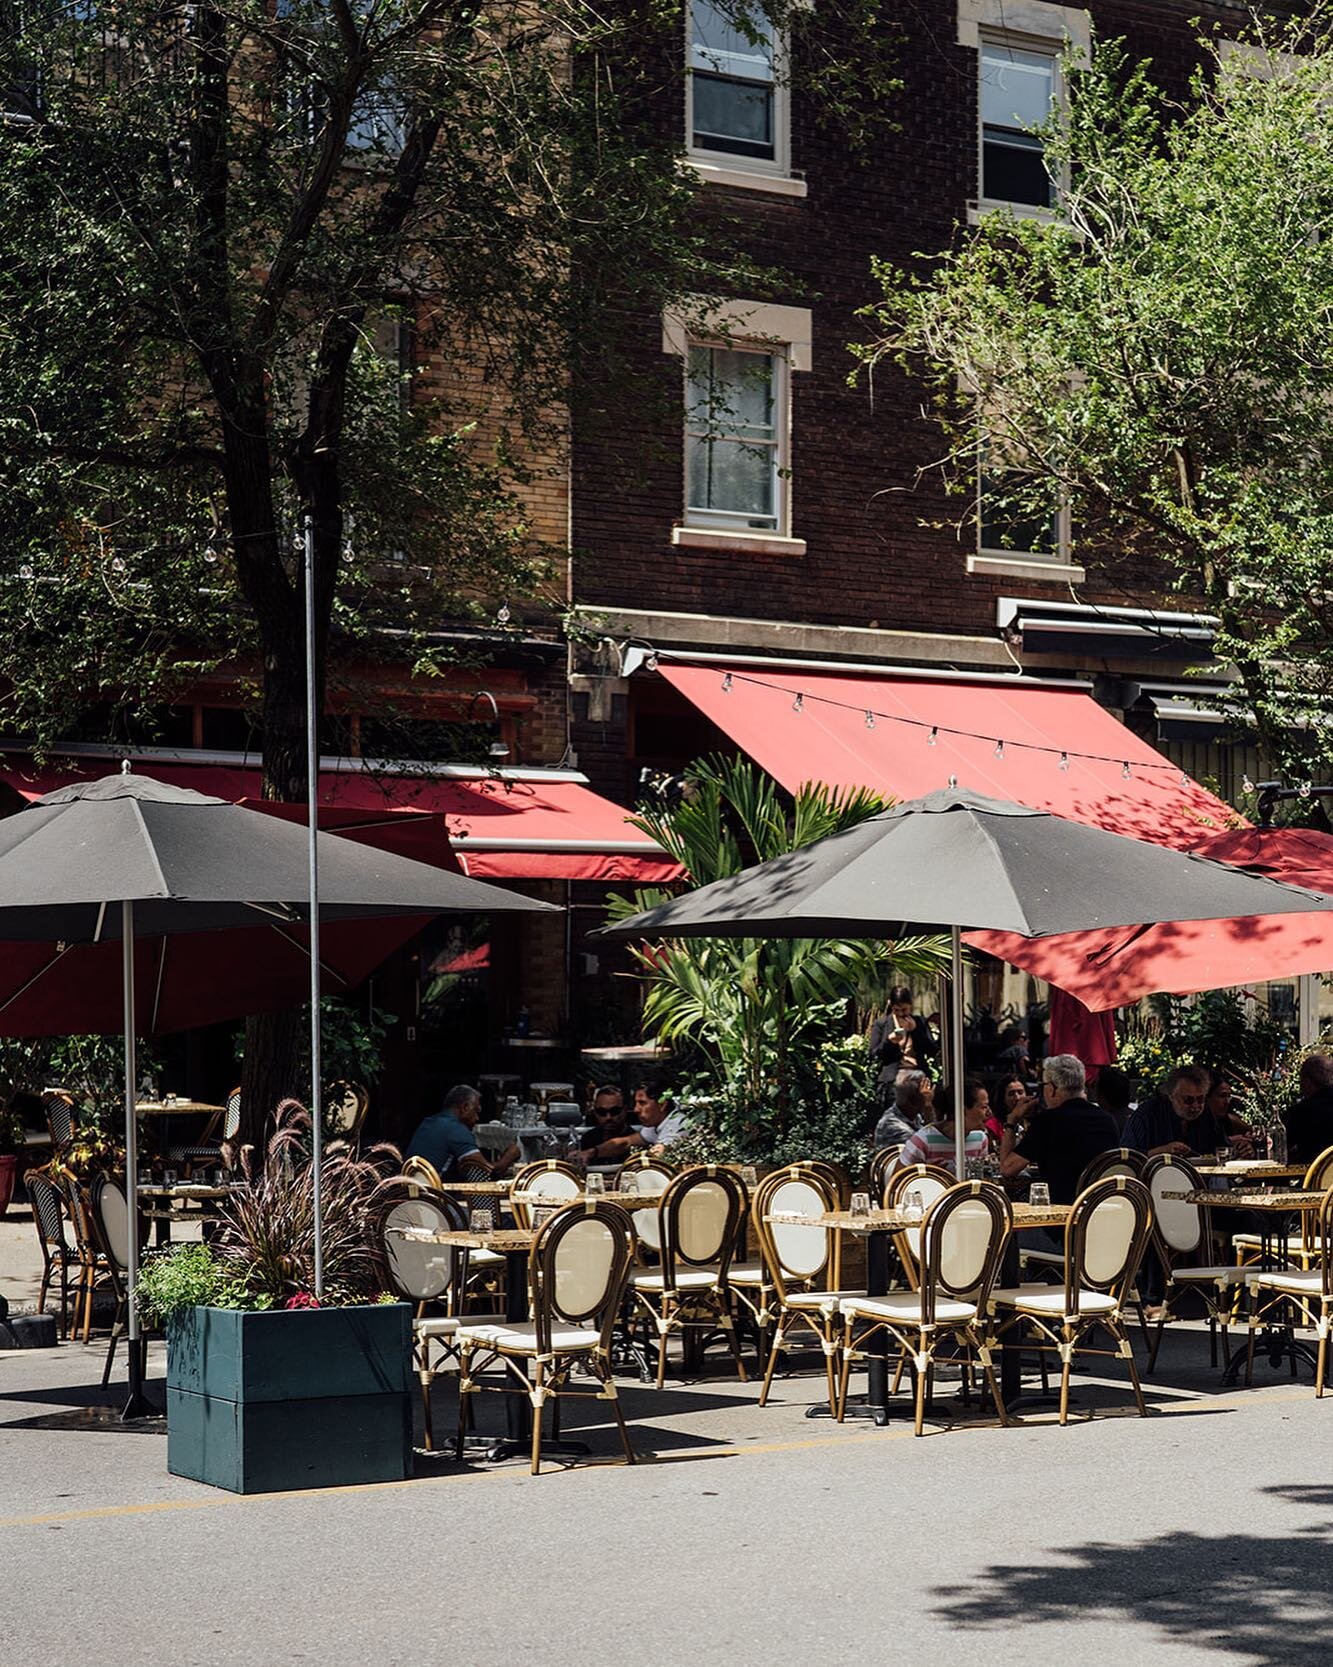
[933,1514,1333,1665]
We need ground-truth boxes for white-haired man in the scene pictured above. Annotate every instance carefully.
[999,1053,1118,1205]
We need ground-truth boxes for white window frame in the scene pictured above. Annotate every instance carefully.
[685,1,804,197]
[958,0,1089,222]
[663,299,811,555]
[683,339,789,536]
[971,464,1083,583]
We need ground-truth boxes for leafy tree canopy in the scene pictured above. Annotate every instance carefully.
[858,14,1333,779]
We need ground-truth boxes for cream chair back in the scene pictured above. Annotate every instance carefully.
[1143,1155,1203,1256]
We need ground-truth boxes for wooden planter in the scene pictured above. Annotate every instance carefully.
[0,1153,17,1220]
[166,1303,412,1494]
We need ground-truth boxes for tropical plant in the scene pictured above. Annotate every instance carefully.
[0,1034,163,1139]
[0,1102,27,1157]
[136,1100,400,1321]
[606,756,950,1138]
[1117,990,1289,1094]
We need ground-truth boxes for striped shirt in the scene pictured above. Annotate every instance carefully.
[896,1124,988,1177]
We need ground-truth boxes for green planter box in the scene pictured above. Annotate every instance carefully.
[165,1303,412,1494]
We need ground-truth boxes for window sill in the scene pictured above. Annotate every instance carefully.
[673,525,807,557]
[968,198,1058,226]
[969,552,1085,583]
[684,158,808,199]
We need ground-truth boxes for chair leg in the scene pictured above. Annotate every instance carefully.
[720,1307,748,1385]
[1147,1311,1167,1374]
[605,1372,637,1466]
[1316,1329,1327,1400]
[1058,1332,1072,1426]
[1123,1330,1149,1418]
[454,1354,471,1462]
[530,1364,544,1476]
[655,1316,670,1390]
[102,1298,125,1388]
[419,1356,435,1452]
[913,1347,928,1437]
[759,1319,785,1406]
[836,1326,854,1422]
[823,1331,839,1417]
[982,1352,1009,1427]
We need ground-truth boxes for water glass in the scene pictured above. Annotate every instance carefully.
[1214,1146,1230,1168]
[619,1171,638,1196]
[532,1206,554,1228]
[964,1155,985,1182]
[136,1166,152,1187]
[740,1165,759,1189]
[1029,1182,1051,1208]
[849,1191,871,1218]
[902,1188,924,1224]
[163,1167,178,1187]
[586,1172,605,1196]
[468,1208,491,1233]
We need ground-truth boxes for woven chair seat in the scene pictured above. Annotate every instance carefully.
[456,1320,601,1353]
[1168,1264,1250,1286]
[630,1267,719,1293]
[728,1261,767,1286]
[1247,1269,1327,1295]
[989,1284,1118,1316]
[840,1292,976,1324]
[416,1313,503,1339]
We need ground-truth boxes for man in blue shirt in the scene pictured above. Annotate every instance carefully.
[406,1084,517,1180]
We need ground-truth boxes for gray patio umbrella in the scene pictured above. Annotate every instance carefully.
[0,769,554,1415]
[598,788,1333,1172]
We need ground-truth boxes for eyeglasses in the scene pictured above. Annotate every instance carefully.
[1177,1094,1206,1107]
[592,1104,622,1118]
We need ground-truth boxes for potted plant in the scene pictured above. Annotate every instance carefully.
[136,1104,411,1495]
[0,1101,26,1220]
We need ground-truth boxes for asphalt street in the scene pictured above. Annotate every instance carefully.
[1,1325,1330,1667]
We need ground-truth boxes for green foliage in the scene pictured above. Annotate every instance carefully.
[0,1103,27,1156]
[0,0,901,765]
[606,755,949,1147]
[135,1243,256,1327]
[1117,991,1288,1095]
[669,1033,881,1170]
[858,16,1333,780]
[233,998,395,1088]
[0,1034,162,1139]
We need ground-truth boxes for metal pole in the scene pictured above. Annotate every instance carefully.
[122,900,153,1419]
[304,515,324,1298]
[951,925,967,1178]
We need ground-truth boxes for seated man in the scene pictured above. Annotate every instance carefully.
[1285,1052,1333,1164]
[626,1076,688,1154]
[1126,1064,1251,1159]
[999,1053,1119,1204]
[580,1083,640,1165]
[405,1083,517,1181]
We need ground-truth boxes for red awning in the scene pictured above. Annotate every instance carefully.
[972,827,1333,1011]
[658,661,1239,848]
[1,757,679,883]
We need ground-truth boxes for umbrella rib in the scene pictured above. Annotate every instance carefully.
[92,901,107,943]
[152,939,166,1031]
[269,922,351,988]
[245,901,302,923]
[130,800,171,897]
[0,945,71,1014]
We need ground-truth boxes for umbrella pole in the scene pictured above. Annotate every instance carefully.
[304,515,324,1300]
[951,924,966,1179]
[121,900,155,1420]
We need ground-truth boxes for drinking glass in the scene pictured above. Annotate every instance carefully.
[586,1172,605,1196]
[1214,1146,1230,1168]
[1029,1182,1051,1208]
[902,1188,924,1223]
[469,1208,491,1233]
[619,1171,638,1196]
[964,1155,985,1182]
[740,1165,759,1189]
[532,1206,554,1228]
[849,1191,871,1218]
[137,1166,152,1187]
[163,1167,178,1187]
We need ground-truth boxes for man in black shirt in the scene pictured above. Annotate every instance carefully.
[581,1084,638,1164]
[1286,1053,1333,1165]
[999,1053,1119,1205]
[1125,1065,1251,1158]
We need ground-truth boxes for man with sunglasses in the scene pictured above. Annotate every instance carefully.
[998,1053,1119,1205]
[580,1084,639,1164]
[1126,1064,1251,1158]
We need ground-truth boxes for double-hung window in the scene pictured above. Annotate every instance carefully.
[980,39,1057,208]
[689,0,781,167]
[685,343,785,533]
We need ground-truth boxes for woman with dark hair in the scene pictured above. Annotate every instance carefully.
[895,1079,989,1177]
[869,985,940,1087]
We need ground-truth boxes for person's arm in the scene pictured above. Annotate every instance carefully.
[585,1130,642,1162]
[998,1122,1030,1179]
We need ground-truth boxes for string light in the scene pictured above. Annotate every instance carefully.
[703,665,1194,779]
[1301,781,1313,798]
[1242,774,1255,795]
[948,774,958,788]
[19,564,33,580]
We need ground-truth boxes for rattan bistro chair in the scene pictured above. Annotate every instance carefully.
[509,1160,582,1228]
[454,1201,638,1474]
[1230,1145,1333,1275]
[867,1146,903,1199]
[884,1163,956,1290]
[1141,1154,1248,1372]
[839,1181,1012,1435]
[1018,1149,1145,1283]
[629,1165,749,1387]
[753,1168,862,1415]
[42,1089,77,1156]
[169,1086,243,1171]
[89,1174,133,1387]
[1244,1187,1333,1397]
[987,1175,1154,1425]
[372,1185,502,1451]
[27,1169,78,1338]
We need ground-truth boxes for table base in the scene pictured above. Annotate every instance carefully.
[804,1396,889,1427]
[122,1338,160,1422]
[485,1435,591,1463]
[1222,1327,1322,1387]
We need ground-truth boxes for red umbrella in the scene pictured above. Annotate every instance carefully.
[968,826,1333,1012]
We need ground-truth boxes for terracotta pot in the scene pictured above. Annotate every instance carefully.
[0,1153,18,1221]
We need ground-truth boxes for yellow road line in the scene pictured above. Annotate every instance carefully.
[0,1379,1316,1530]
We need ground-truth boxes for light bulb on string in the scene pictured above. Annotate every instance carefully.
[947,774,958,789]
[993,740,1005,761]
[19,564,33,580]
[864,711,876,730]
[926,726,938,747]
[1301,781,1313,798]
[1058,752,1070,772]
[792,693,804,713]
[1121,761,1131,780]
[721,672,733,694]
[111,556,125,573]
[1242,774,1255,795]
